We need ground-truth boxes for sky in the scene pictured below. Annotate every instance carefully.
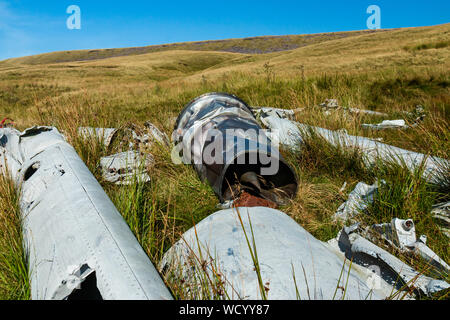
[0,0,449,61]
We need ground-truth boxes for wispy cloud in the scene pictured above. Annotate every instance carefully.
[0,1,39,60]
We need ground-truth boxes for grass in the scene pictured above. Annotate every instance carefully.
[0,173,30,300]
[0,23,449,300]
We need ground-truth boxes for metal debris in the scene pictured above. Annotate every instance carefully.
[79,122,169,185]
[362,119,409,130]
[329,224,449,297]
[100,151,153,185]
[173,93,298,204]
[347,108,388,117]
[319,99,339,109]
[78,127,118,147]
[160,207,387,300]
[316,99,388,117]
[371,218,450,272]
[259,112,448,185]
[253,107,302,120]
[78,122,169,149]
[334,180,382,221]
[0,126,173,300]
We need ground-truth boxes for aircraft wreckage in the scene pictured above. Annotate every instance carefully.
[0,93,448,300]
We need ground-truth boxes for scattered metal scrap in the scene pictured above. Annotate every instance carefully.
[328,224,449,297]
[317,100,427,129]
[100,151,153,185]
[258,110,448,185]
[333,180,383,221]
[318,99,388,117]
[362,119,409,130]
[361,106,427,130]
[79,122,169,185]
[370,218,450,272]
[253,107,302,120]
[0,126,173,300]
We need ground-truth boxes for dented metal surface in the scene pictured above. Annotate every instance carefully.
[0,126,173,300]
[160,207,386,300]
[173,93,298,203]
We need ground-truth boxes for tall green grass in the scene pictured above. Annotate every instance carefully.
[0,173,30,300]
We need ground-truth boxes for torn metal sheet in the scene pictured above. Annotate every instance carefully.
[160,207,386,300]
[143,121,170,147]
[78,127,118,147]
[253,107,302,120]
[317,99,388,117]
[362,120,409,130]
[259,114,448,185]
[0,126,173,300]
[78,122,169,149]
[79,122,168,185]
[334,180,382,221]
[173,93,298,204]
[332,224,449,297]
[259,115,303,151]
[100,151,153,185]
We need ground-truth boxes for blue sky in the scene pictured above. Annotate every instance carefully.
[0,0,449,61]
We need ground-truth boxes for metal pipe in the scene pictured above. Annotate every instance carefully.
[173,93,298,203]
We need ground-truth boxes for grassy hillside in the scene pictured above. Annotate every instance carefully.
[0,23,449,300]
[0,29,383,66]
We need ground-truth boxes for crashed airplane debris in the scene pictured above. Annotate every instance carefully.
[160,207,389,300]
[258,111,448,185]
[173,93,298,206]
[160,206,450,299]
[79,122,169,185]
[0,126,173,300]
[78,122,169,150]
[362,119,409,130]
[370,218,450,272]
[333,180,383,221]
[317,99,389,117]
[328,224,449,296]
[100,151,153,185]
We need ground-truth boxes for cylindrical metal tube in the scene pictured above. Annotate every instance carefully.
[0,126,173,300]
[173,93,298,202]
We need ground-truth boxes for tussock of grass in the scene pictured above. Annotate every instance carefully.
[404,41,450,52]
[0,174,30,300]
